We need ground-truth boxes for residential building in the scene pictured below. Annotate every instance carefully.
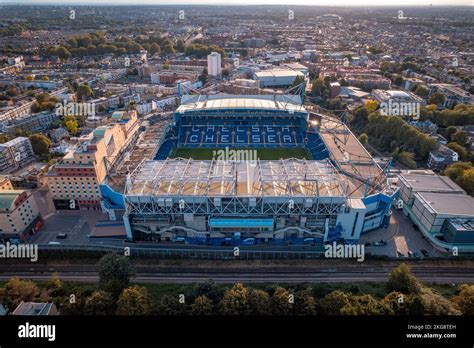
[0,137,35,174]
[207,52,222,77]
[428,83,473,108]
[0,189,41,242]
[427,144,459,170]
[46,111,139,210]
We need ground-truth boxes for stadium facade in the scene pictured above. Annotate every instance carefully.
[101,93,398,246]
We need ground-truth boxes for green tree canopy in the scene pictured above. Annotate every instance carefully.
[98,253,133,297]
[29,133,51,155]
[116,286,155,315]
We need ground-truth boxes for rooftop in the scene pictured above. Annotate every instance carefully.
[176,97,306,113]
[416,192,474,217]
[126,158,348,198]
[0,190,25,210]
[398,173,464,193]
[254,69,305,78]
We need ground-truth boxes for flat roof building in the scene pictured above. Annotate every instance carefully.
[398,171,474,251]
[253,69,304,88]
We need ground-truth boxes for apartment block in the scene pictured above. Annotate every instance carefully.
[46,111,138,210]
[0,189,41,242]
[0,137,35,174]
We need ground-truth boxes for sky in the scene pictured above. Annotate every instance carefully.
[2,0,474,6]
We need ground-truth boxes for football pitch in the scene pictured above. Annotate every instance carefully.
[170,147,312,160]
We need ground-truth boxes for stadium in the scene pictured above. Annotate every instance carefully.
[102,89,398,246]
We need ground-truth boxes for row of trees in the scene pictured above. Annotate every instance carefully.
[45,31,225,61]
[351,106,437,167]
[421,104,474,127]
[1,255,473,316]
[444,162,474,196]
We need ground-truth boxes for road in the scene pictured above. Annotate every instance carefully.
[1,264,473,284]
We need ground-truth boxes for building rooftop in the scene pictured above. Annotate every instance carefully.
[126,158,349,198]
[12,302,57,316]
[0,190,25,210]
[415,192,474,217]
[398,173,464,193]
[176,97,306,113]
[254,69,305,78]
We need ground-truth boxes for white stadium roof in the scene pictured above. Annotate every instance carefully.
[176,97,307,113]
[126,158,348,198]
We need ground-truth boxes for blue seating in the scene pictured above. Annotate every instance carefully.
[156,118,331,161]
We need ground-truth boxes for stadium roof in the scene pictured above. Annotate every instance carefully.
[176,97,306,113]
[126,158,348,198]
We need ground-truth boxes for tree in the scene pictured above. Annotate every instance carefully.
[393,75,404,86]
[149,43,161,55]
[218,283,249,315]
[395,151,417,169]
[157,295,186,315]
[198,68,209,85]
[116,286,155,315]
[176,39,185,53]
[381,291,426,315]
[365,100,378,113]
[84,290,115,315]
[56,46,71,60]
[6,86,18,97]
[190,295,214,315]
[222,68,230,79]
[387,264,421,295]
[66,119,78,135]
[162,44,176,56]
[447,142,467,160]
[191,280,223,304]
[76,83,93,102]
[359,133,368,145]
[29,133,51,155]
[452,284,474,315]
[444,162,472,183]
[291,75,305,89]
[452,131,469,146]
[460,168,474,196]
[446,126,458,141]
[293,288,316,315]
[247,289,270,315]
[320,290,351,315]
[340,294,390,315]
[271,287,293,315]
[98,253,133,297]
[0,277,41,310]
[428,92,445,106]
[419,287,461,315]
[311,78,326,97]
[414,85,428,97]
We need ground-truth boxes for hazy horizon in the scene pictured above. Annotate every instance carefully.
[1,0,473,7]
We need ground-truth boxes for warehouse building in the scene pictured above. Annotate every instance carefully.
[398,172,474,251]
[253,69,305,88]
